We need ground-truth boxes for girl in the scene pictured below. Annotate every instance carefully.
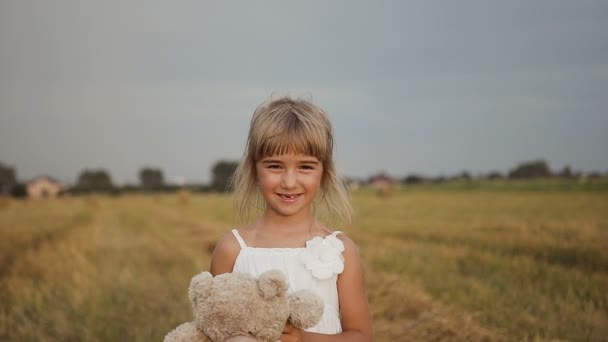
[210,96,372,342]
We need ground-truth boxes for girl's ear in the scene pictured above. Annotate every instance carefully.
[257,270,288,299]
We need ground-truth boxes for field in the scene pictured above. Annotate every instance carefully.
[0,188,607,341]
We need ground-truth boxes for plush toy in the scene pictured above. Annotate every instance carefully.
[164,270,324,342]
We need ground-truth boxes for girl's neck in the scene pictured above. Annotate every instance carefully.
[257,210,317,234]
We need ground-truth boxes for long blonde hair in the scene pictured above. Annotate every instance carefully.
[232,96,353,226]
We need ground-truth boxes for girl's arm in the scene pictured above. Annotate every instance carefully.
[281,235,373,342]
[209,233,241,276]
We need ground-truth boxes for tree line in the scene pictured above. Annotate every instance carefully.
[397,160,607,185]
[1,159,607,197]
[0,160,239,197]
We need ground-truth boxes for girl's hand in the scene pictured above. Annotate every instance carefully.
[280,322,306,342]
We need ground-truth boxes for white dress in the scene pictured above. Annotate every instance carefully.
[231,229,344,335]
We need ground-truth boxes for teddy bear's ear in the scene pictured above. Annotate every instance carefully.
[188,271,213,307]
[288,290,324,329]
[257,269,288,299]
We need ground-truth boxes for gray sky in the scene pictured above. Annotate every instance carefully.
[1,1,607,185]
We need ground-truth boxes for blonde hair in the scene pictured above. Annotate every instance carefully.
[232,96,353,226]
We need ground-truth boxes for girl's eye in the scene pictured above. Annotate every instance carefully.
[301,165,315,170]
[268,164,281,169]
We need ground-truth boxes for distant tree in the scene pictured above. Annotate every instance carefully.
[558,166,574,179]
[139,167,164,190]
[458,171,472,180]
[10,183,27,198]
[0,161,17,195]
[76,169,114,192]
[485,171,504,180]
[211,160,239,192]
[508,160,552,179]
[403,174,425,184]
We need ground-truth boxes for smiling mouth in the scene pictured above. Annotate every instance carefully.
[278,193,301,200]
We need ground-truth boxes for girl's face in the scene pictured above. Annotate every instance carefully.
[256,153,323,219]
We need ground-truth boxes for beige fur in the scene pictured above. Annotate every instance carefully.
[164,270,324,342]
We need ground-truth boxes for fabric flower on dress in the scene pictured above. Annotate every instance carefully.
[299,233,345,279]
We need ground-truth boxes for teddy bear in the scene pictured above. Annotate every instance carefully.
[164,269,324,342]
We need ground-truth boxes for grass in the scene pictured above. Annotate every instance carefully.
[0,188,606,341]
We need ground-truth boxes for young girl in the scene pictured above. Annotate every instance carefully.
[210,96,372,342]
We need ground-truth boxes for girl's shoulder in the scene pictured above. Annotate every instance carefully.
[319,227,354,246]
[231,224,256,243]
[321,229,360,262]
[215,228,244,250]
[209,231,242,275]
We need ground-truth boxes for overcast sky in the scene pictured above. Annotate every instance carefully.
[1,1,607,185]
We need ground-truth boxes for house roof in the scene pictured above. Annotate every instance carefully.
[368,172,395,183]
[27,175,63,186]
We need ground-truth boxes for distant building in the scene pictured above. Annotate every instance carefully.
[27,176,64,199]
[368,172,395,197]
[368,172,395,188]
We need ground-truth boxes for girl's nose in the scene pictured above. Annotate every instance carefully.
[281,170,297,189]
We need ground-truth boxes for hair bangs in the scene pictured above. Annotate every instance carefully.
[251,111,332,162]
[254,126,331,162]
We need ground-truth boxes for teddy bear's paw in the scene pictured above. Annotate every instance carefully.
[288,290,324,329]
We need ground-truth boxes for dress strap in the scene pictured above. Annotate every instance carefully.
[231,229,247,249]
[331,230,342,237]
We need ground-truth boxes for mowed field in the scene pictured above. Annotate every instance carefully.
[0,189,607,341]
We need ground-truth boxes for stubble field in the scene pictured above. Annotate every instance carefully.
[0,188,607,341]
